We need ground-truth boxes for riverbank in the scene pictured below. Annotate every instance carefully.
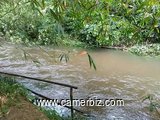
[0,76,62,120]
[0,76,87,120]
[0,40,160,119]
[128,44,160,57]
[99,43,160,58]
[1,35,160,58]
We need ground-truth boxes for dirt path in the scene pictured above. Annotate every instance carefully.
[0,97,49,120]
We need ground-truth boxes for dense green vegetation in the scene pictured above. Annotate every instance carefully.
[0,0,160,48]
[128,43,160,56]
[0,1,160,119]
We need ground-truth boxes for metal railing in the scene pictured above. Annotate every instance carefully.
[0,71,80,119]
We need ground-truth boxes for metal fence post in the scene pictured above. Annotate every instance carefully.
[70,87,74,120]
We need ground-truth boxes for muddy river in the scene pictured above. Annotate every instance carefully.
[0,41,160,120]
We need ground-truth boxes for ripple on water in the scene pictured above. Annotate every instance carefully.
[0,44,160,120]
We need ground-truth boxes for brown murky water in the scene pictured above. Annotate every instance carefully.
[0,41,160,120]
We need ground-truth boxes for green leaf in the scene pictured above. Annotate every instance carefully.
[87,53,92,67]
[32,0,42,8]
[59,53,69,63]
[41,0,45,9]
[59,54,64,62]
[23,51,27,60]
[92,60,97,70]
[33,60,41,67]
[35,7,43,16]
[50,9,60,22]
[87,53,97,70]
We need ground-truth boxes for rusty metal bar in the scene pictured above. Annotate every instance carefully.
[0,71,78,89]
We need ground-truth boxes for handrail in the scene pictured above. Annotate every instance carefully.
[0,71,78,119]
[26,88,84,114]
[0,71,78,89]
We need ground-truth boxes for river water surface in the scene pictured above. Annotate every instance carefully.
[0,41,160,120]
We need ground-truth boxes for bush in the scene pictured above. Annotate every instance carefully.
[0,0,160,47]
[128,44,160,56]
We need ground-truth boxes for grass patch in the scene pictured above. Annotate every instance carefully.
[142,94,160,116]
[40,108,63,120]
[0,76,27,116]
[0,76,54,120]
[0,76,87,120]
[128,44,160,57]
